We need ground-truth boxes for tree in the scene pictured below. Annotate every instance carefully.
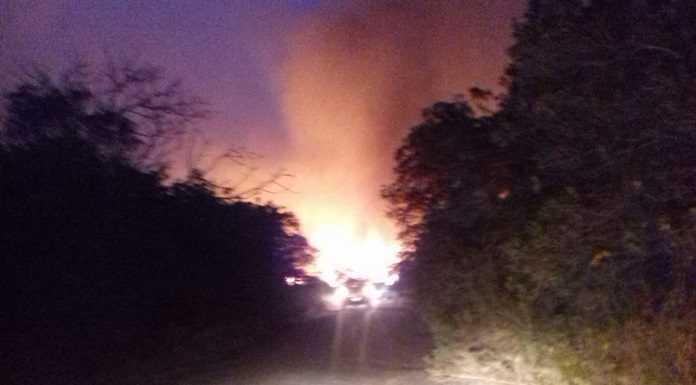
[2,61,207,166]
[504,0,696,204]
[382,101,512,247]
[0,62,313,385]
[385,1,696,383]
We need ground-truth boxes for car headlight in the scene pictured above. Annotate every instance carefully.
[362,283,381,300]
[334,285,349,300]
[325,285,350,307]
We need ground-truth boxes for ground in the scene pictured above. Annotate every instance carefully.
[213,300,433,385]
[132,299,477,385]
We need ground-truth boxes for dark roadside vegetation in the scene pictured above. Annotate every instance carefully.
[383,1,696,384]
[0,63,317,385]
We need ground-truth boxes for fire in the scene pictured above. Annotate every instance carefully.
[284,197,401,286]
[307,222,400,286]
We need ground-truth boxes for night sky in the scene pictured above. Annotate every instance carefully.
[1,0,526,275]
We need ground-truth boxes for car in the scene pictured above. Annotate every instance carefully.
[328,278,382,309]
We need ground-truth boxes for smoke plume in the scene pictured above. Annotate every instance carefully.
[275,0,523,275]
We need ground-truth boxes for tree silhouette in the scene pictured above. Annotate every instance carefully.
[0,63,312,385]
[3,61,207,166]
[386,1,696,383]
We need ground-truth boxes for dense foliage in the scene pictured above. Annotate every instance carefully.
[0,66,310,384]
[384,1,696,384]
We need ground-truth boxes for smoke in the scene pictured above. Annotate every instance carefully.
[275,0,522,270]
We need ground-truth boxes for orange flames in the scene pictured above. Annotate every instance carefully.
[308,221,400,285]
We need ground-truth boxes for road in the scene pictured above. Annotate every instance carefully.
[193,301,466,385]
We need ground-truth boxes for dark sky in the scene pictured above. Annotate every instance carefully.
[1,0,527,275]
[1,0,302,151]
